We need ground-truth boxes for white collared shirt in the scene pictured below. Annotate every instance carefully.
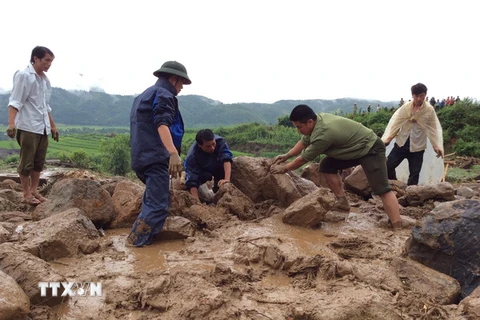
[396,118,428,152]
[8,64,52,134]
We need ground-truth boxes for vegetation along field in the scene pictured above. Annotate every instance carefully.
[0,98,479,182]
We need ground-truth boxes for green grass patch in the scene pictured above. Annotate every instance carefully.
[0,140,20,150]
[0,134,107,159]
[445,165,480,183]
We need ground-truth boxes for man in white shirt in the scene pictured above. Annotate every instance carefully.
[6,46,59,205]
[382,83,443,185]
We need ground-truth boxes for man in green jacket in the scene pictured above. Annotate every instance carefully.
[271,104,402,230]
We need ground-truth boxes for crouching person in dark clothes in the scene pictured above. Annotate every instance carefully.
[127,61,191,247]
[184,129,233,200]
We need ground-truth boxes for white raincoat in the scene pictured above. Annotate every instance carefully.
[382,101,443,155]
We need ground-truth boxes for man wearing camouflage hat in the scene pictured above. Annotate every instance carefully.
[128,61,191,247]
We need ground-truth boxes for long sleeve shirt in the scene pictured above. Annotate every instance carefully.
[8,64,52,134]
[184,135,233,189]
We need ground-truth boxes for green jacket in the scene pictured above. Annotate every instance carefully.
[301,113,377,161]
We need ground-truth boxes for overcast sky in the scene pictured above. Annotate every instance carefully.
[1,0,477,104]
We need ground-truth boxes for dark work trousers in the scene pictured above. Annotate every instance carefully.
[387,137,425,185]
[129,162,170,247]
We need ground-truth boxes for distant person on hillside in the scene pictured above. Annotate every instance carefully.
[439,99,446,109]
[270,104,403,230]
[127,61,192,247]
[6,46,59,205]
[184,129,233,200]
[399,98,405,108]
[446,96,453,106]
[382,83,443,185]
[429,96,436,109]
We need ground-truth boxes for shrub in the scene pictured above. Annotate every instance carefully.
[4,154,19,164]
[100,134,131,176]
[453,139,480,157]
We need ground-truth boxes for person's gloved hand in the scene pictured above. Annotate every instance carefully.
[273,153,290,164]
[51,128,59,142]
[270,164,288,174]
[168,153,183,179]
[6,125,16,138]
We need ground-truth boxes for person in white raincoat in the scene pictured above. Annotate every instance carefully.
[382,83,443,185]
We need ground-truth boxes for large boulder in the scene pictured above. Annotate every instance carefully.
[402,182,456,206]
[213,183,256,220]
[391,257,460,304]
[353,257,460,305]
[282,188,335,228]
[231,156,318,207]
[0,190,32,212]
[18,208,100,261]
[231,156,270,203]
[0,270,30,320]
[405,199,480,297]
[183,204,231,230]
[170,189,201,217]
[344,166,371,197]
[301,164,353,188]
[157,216,196,240]
[0,243,66,306]
[459,285,480,319]
[109,180,144,228]
[33,178,115,227]
[300,163,329,188]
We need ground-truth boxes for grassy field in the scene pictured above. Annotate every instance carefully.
[0,125,130,158]
[0,133,109,158]
[0,127,255,160]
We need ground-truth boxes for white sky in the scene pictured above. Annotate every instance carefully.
[1,0,478,104]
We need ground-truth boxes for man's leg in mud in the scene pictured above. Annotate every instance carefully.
[128,163,170,247]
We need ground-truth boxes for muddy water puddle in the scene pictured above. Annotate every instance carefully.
[260,272,293,288]
[235,213,341,256]
[50,214,343,319]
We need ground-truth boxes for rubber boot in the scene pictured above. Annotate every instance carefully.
[332,196,350,212]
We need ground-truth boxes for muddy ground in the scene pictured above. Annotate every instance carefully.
[45,214,419,320]
[1,166,479,320]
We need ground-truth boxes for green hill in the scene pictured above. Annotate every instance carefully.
[0,88,396,128]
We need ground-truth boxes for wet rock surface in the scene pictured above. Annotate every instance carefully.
[406,199,480,297]
[0,160,479,319]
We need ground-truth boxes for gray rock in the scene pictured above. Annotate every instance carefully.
[406,199,480,297]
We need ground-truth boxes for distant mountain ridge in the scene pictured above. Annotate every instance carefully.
[0,88,397,128]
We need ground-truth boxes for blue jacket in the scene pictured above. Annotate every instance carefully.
[184,135,233,189]
[130,78,184,171]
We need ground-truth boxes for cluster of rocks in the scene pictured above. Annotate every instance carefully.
[0,157,479,319]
